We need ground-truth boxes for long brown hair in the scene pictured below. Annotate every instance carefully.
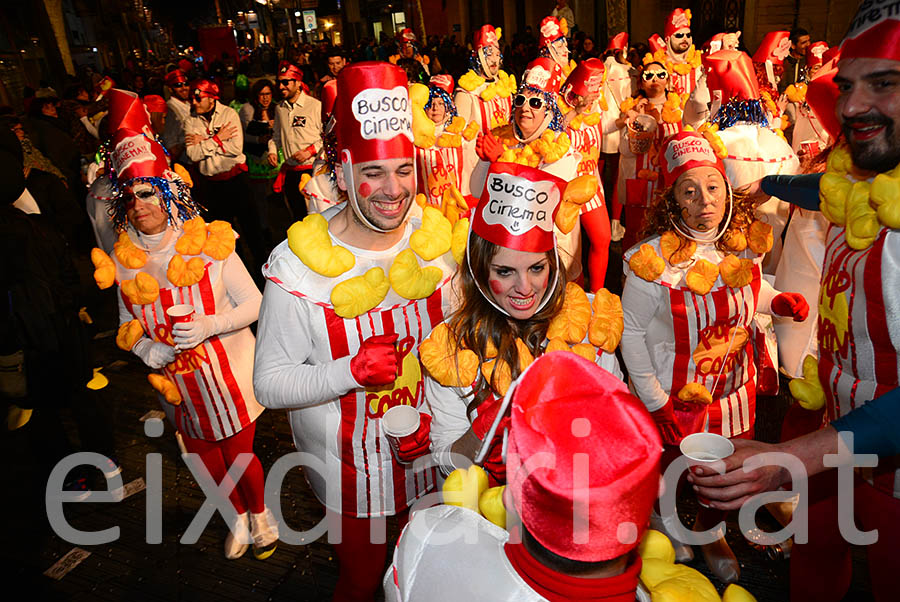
[448,233,566,415]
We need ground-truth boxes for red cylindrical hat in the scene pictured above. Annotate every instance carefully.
[648,33,666,53]
[191,79,219,100]
[472,163,565,253]
[664,8,691,39]
[506,353,661,562]
[109,128,170,182]
[400,28,416,44]
[607,32,628,52]
[474,25,500,51]
[659,131,726,188]
[752,31,791,64]
[429,74,454,96]
[107,88,153,136]
[178,58,193,73]
[561,58,605,106]
[806,54,842,141]
[142,94,167,114]
[841,3,900,63]
[278,60,304,81]
[165,69,188,87]
[539,16,565,47]
[703,49,760,101]
[521,57,564,95]
[320,78,338,123]
[335,62,413,166]
[806,41,829,67]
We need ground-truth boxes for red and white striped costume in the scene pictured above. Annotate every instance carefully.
[414,129,474,204]
[454,84,512,135]
[254,207,457,517]
[114,228,263,441]
[621,234,781,437]
[666,53,709,128]
[567,112,607,213]
[818,227,900,498]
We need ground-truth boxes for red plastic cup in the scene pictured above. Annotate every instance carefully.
[381,405,421,464]
[680,432,734,507]
[166,304,194,325]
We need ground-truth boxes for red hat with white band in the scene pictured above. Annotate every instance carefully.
[471,163,565,253]
[607,32,628,52]
[278,60,304,82]
[659,131,726,188]
[560,58,605,107]
[505,352,662,562]
[142,94,167,114]
[164,69,188,87]
[539,16,565,47]
[752,31,791,65]
[191,79,219,100]
[648,33,666,53]
[107,88,154,138]
[109,128,171,183]
[806,41,829,67]
[703,49,760,101]
[429,74,454,96]
[473,25,500,51]
[521,57,564,96]
[840,1,900,63]
[664,8,691,39]
[335,61,414,232]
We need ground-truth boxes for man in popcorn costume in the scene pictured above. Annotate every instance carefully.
[385,353,660,602]
[454,25,516,136]
[772,2,900,598]
[253,62,457,601]
[538,16,576,75]
[652,8,710,128]
[90,90,278,562]
[621,131,809,583]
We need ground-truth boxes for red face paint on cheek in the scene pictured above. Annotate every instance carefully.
[488,279,505,295]
[358,182,372,198]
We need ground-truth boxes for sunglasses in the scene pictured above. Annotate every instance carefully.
[171,82,189,88]
[514,94,545,110]
[277,79,295,86]
[672,32,692,40]
[642,71,669,81]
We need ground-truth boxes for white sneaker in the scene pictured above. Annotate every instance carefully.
[224,512,250,560]
[250,508,279,560]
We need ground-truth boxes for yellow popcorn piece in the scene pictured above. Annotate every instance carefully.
[121,271,160,305]
[114,232,148,269]
[451,218,469,265]
[148,373,181,405]
[116,319,144,351]
[629,244,665,282]
[330,268,390,318]
[389,248,443,299]
[547,282,592,343]
[288,213,355,277]
[410,206,453,261]
[588,288,624,353]
[419,322,479,387]
[677,382,714,405]
[91,247,116,290]
[443,465,488,512]
[789,354,826,410]
[167,255,206,288]
[202,220,236,260]
[176,217,208,256]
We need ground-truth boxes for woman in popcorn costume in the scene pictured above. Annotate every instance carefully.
[410,74,480,206]
[538,15,577,75]
[561,58,613,291]
[453,24,517,136]
[615,58,685,251]
[421,162,623,486]
[89,94,278,562]
[299,78,342,213]
[473,57,587,283]
[621,132,810,584]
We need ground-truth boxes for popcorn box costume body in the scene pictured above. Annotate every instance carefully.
[253,63,457,518]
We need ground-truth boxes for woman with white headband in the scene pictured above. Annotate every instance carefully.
[620,131,809,584]
[420,162,623,486]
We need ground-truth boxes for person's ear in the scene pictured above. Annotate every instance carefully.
[336,163,347,192]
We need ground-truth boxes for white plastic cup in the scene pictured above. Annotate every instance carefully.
[381,405,421,464]
[166,304,195,325]
[680,432,735,507]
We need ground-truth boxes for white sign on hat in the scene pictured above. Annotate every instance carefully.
[350,86,414,143]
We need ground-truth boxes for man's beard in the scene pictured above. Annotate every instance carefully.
[356,191,412,231]
[669,40,689,55]
[843,113,900,172]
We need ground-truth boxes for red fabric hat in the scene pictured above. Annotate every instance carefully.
[400,28,416,45]
[191,79,219,100]
[278,60,304,81]
[165,69,188,87]
[142,94,167,114]
[429,74,454,96]
[506,353,661,562]
[664,8,691,39]
[107,89,153,137]
[177,58,193,73]
[841,2,900,63]
[539,16,565,47]
[521,57,564,95]
[822,45,841,64]
[109,128,171,183]
[335,61,413,166]
[659,131,726,188]
[607,32,628,52]
[320,78,338,123]
[806,53,842,141]
[806,41,829,67]
[561,58,605,107]
[472,163,565,253]
[474,25,500,51]
[648,34,666,53]
[752,31,791,65]
[703,49,760,101]
[703,33,725,54]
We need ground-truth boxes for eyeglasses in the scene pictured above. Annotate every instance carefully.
[277,79,295,86]
[514,94,545,110]
[642,71,669,81]
[672,32,692,40]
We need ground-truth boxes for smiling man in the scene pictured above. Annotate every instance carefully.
[254,61,456,602]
